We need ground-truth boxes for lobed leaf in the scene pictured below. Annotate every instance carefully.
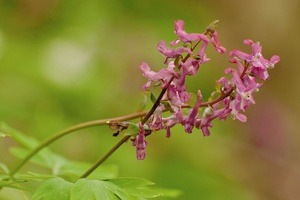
[32,177,73,200]
[71,179,135,200]
[108,177,181,198]
[108,177,164,198]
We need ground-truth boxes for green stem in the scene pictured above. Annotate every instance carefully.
[67,38,214,179]
[9,111,148,176]
[79,135,131,179]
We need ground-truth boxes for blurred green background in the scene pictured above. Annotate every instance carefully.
[0,0,298,199]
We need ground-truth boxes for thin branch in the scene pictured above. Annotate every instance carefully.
[79,135,131,179]
[9,111,148,176]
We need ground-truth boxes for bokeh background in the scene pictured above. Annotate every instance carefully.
[0,0,299,199]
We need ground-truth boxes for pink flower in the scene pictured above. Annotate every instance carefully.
[229,39,280,80]
[162,109,183,138]
[148,104,164,131]
[196,102,231,136]
[229,98,247,122]
[211,31,226,54]
[157,40,193,64]
[184,90,202,133]
[167,84,184,107]
[218,77,231,93]
[180,59,200,75]
[139,62,173,90]
[136,20,280,159]
[171,69,190,103]
[197,42,210,64]
[170,20,209,45]
[133,122,148,160]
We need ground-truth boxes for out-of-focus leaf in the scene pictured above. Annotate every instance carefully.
[58,162,118,181]
[0,162,9,174]
[32,177,73,200]
[10,146,119,181]
[0,180,28,190]
[2,122,71,174]
[1,123,62,169]
[0,123,37,149]
[19,172,56,180]
[109,177,171,198]
[161,100,172,112]
[108,177,181,198]
[9,146,68,170]
[137,92,148,112]
[0,132,6,137]
[71,179,135,200]
[150,91,157,104]
[126,188,163,198]
[108,177,154,188]
[150,187,183,198]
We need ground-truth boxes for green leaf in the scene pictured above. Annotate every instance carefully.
[122,123,139,137]
[0,180,28,190]
[150,92,157,104]
[19,172,56,180]
[32,177,73,200]
[58,162,118,181]
[150,187,182,198]
[9,146,68,170]
[0,132,7,137]
[161,100,172,112]
[109,177,163,198]
[0,123,37,149]
[1,123,70,172]
[137,92,148,112]
[126,188,162,198]
[108,177,154,188]
[71,179,135,200]
[0,162,9,174]
[1,123,64,169]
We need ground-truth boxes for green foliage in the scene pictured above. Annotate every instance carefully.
[108,177,163,198]
[32,177,73,200]
[71,179,133,200]
[31,177,178,200]
[137,93,148,112]
[150,92,157,104]
[0,180,27,190]
[0,162,9,174]
[0,123,180,199]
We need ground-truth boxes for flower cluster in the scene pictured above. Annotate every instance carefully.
[135,20,280,160]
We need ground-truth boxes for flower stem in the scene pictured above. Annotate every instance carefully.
[140,40,204,125]
[200,87,235,107]
[35,38,210,179]
[78,134,131,179]
[141,84,170,125]
[9,111,148,176]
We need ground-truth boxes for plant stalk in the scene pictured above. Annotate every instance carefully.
[9,111,148,176]
[79,135,131,179]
